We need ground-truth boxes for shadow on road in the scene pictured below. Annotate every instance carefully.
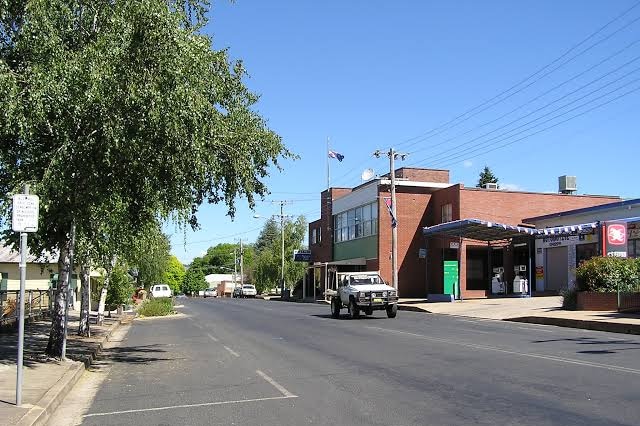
[311,314,387,320]
[532,336,640,355]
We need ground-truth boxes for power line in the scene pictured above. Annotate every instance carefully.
[394,1,640,151]
[407,58,640,166]
[407,37,640,157]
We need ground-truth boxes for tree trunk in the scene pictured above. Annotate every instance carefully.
[45,243,71,358]
[77,264,91,337]
[97,256,116,325]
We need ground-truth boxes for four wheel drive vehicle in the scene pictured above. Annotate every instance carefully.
[326,272,398,319]
[240,285,257,298]
[150,284,172,298]
[232,286,243,298]
[203,288,218,298]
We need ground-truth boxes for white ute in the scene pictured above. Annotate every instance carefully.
[326,272,398,319]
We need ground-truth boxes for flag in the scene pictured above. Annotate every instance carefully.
[383,197,397,228]
[328,150,344,162]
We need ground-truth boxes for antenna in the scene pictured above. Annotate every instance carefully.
[361,168,375,181]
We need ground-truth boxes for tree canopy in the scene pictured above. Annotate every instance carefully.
[0,0,291,357]
[476,166,499,188]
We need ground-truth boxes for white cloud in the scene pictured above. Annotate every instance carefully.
[500,183,523,191]
[462,160,473,168]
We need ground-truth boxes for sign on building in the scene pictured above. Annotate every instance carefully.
[293,249,312,262]
[12,194,39,233]
[604,221,627,257]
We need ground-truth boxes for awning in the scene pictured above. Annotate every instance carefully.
[311,257,367,267]
[423,219,600,242]
[423,219,536,242]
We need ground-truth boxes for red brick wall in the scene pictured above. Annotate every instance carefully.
[377,186,434,297]
[577,292,618,311]
[459,188,619,225]
[396,167,450,183]
[309,188,352,264]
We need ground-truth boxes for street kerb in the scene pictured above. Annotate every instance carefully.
[14,314,131,426]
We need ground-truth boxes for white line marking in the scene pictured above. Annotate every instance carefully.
[256,370,296,397]
[513,326,554,333]
[186,316,195,322]
[83,395,297,418]
[223,346,240,357]
[207,333,219,342]
[194,323,203,329]
[365,326,640,375]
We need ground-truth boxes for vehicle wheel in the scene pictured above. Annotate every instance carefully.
[386,304,398,318]
[348,298,360,319]
[331,297,341,318]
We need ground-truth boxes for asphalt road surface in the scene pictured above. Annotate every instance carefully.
[78,298,640,426]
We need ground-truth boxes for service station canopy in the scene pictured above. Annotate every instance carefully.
[423,218,599,242]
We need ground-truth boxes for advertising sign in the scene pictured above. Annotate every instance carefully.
[604,221,627,257]
[293,249,312,262]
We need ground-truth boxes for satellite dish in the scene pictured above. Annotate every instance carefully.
[361,168,375,181]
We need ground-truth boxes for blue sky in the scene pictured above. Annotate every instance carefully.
[167,0,640,263]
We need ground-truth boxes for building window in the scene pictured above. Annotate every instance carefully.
[441,203,452,223]
[333,202,378,243]
[317,227,321,244]
[311,228,317,245]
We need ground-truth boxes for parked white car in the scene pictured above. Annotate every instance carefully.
[327,272,398,319]
[240,285,257,298]
[204,288,218,298]
[150,284,172,298]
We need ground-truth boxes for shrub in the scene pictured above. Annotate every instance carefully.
[138,298,174,317]
[575,256,640,293]
[560,287,578,310]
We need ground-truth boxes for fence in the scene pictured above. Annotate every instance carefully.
[618,281,640,313]
[0,290,52,325]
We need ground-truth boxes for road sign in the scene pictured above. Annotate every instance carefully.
[12,194,39,233]
[293,249,312,262]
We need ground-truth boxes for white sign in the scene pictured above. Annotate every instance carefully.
[449,242,460,249]
[12,194,39,233]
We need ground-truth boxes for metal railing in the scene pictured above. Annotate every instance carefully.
[0,290,52,325]
[617,281,640,312]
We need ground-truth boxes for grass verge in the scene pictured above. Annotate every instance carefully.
[138,297,175,317]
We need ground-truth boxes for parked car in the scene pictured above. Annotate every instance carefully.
[150,284,172,298]
[232,286,243,298]
[204,288,218,298]
[240,284,257,298]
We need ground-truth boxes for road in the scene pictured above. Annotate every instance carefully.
[76,298,640,426]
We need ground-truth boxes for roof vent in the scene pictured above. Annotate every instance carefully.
[558,175,577,194]
[483,182,498,190]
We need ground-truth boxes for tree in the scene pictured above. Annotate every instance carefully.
[0,1,290,358]
[181,265,207,295]
[255,219,280,253]
[163,256,186,295]
[105,264,135,312]
[252,215,307,293]
[476,166,499,188]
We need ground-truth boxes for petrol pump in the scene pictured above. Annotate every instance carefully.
[512,265,528,294]
[491,267,505,294]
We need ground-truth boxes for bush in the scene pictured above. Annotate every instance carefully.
[560,287,578,310]
[575,256,640,293]
[138,298,174,317]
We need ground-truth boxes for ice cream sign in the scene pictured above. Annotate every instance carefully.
[604,221,627,257]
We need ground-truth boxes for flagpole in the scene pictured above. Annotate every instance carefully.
[326,137,330,190]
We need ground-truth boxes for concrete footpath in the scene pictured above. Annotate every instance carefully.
[397,296,640,335]
[0,312,131,426]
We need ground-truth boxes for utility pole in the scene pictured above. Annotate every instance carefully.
[239,238,244,286]
[271,201,292,296]
[233,248,238,288]
[373,148,408,295]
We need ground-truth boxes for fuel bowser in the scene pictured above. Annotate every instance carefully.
[491,267,505,294]
[512,265,528,294]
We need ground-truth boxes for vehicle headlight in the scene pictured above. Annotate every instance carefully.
[389,291,396,297]
[382,291,387,297]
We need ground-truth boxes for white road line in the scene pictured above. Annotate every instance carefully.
[207,333,219,342]
[194,323,203,329]
[223,346,240,357]
[256,370,297,397]
[83,395,297,418]
[365,326,640,375]
[186,316,195,321]
[512,326,554,333]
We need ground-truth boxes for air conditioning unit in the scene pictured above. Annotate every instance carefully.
[483,182,498,190]
[559,175,577,194]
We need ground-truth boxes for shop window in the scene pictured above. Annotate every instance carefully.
[577,243,598,265]
[441,203,452,223]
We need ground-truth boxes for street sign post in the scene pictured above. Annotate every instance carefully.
[293,249,312,263]
[12,189,39,407]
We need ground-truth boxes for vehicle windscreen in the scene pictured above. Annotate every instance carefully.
[243,285,255,289]
[350,275,384,285]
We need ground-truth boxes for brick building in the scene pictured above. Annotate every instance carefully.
[307,168,619,299]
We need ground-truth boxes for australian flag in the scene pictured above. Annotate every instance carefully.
[328,150,344,162]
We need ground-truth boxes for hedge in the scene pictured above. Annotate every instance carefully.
[575,256,640,293]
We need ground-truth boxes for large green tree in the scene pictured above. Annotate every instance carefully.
[181,265,207,295]
[0,0,290,357]
[163,255,186,294]
[476,166,499,188]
